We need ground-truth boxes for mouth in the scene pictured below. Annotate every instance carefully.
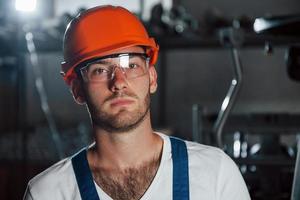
[109,98,135,107]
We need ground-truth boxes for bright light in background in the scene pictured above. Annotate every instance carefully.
[253,18,274,33]
[15,0,37,12]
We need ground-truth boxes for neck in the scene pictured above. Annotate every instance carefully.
[88,113,163,170]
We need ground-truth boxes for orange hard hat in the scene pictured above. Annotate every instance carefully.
[61,5,159,85]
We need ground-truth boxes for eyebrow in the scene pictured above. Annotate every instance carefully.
[90,59,112,65]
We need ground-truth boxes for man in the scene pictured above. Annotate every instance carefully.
[24,5,250,200]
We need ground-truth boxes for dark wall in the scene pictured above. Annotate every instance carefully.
[157,46,300,138]
[183,0,300,18]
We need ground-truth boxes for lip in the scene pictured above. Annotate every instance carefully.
[110,98,135,107]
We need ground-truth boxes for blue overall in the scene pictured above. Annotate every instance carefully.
[71,137,189,200]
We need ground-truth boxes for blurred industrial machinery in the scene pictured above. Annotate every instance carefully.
[0,1,300,199]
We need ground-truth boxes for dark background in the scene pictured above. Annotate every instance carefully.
[1,0,300,199]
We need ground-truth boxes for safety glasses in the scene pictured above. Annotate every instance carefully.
[75,53,150,83]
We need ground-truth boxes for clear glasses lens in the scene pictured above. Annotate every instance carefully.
[80,53,149,82]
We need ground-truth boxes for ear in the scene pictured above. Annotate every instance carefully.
[70,79,86,105]
[149,65,158,94]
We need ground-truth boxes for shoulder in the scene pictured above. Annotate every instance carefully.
[26,156,78,199]
[157,132,228,165]
[158,133,235,173]
[185,140,227,162]
[184,140,240,174]
[29,157,73,186]
[184,140,250,199]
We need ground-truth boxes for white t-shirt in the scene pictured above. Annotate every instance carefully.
[24,133,251,200]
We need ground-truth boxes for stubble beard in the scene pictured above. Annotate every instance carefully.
[86,91,151,133]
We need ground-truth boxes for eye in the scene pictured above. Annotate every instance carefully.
[88,67,110,77]
[92,68,108,75]
[129,63,140,69]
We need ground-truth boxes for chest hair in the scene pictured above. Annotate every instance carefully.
[92,158,160,200]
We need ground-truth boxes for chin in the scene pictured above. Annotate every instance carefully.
[111,109,146,126]
[93,107,149,133]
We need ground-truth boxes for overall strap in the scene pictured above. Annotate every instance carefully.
[72,149,100,200]
[71,137,189,200]
[170,137,190,200]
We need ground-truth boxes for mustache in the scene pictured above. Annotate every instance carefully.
[104,91,138,103]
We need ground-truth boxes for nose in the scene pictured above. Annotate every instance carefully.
[109,67,128,91]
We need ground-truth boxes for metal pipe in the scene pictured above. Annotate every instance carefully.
[24,30,64,159]
[291,135,300,200]
[192,104,202,143]
[139,0,144,19]
[213,47,243,148]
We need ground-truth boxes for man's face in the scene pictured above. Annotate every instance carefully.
[72,46,157,133]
